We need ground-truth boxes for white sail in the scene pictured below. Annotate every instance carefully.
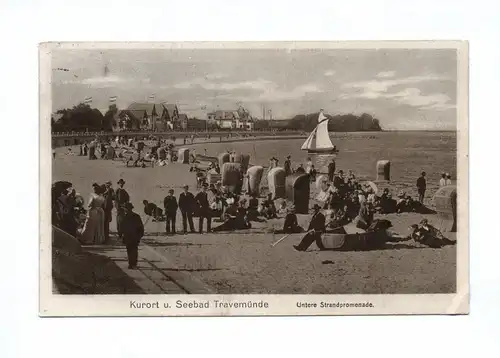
[301,112,335,152]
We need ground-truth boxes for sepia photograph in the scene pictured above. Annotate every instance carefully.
[40,41,468,316]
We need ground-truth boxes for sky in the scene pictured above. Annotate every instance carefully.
[51,48,458,130]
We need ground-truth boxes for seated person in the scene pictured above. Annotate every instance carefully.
[143,200,164,222]
[261,193,278,219]
[246,194,261,221]
[277,200,287,216]
[415,219,455,248]
[295,164,306,174]
[212,202,251,232]
[353,201,374,230]
[280,206,303,233]
[327,208,349,231]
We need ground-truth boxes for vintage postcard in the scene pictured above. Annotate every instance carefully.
[40,41,469,316]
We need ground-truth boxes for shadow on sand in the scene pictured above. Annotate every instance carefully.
[52,250,145,294]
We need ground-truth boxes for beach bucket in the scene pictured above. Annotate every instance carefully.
[267,167,286,199]
[433,185,457,232]
[376,160,391,181]
[246,166,264,196]
[177,148,190,164]
[218,152,230,168]
[286,173,310,214]
[222,162,243,194]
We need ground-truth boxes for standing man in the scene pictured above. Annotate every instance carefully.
[416,171,427,204]
[439,172,447,187]
[164,189,178,235]
[103,181,115,242]
[446,173,452,186]
[328,159,336,182]
[114,179,130,240]
[195,183,211,234]
[284,155,292,176]
[179,185,196,234]
[121,203,144,269]
[293,204,326,251]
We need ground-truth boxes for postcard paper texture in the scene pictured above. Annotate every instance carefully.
[40,41,469,316]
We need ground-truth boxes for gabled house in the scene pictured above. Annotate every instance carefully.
[124,102,181,131]
[207,109,254,130]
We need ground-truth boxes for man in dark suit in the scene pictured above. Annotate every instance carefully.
[282,206,303,234]
[333,170,345,192]
[195,183,211,234]
[114,179,130,239]
[416,171,427,204]
[284,155,292,176]
[293,204,326,251]
[328,159,336,182]
[103,181,115,241]
[121,203,144,269]
[179,185,196,234]
[164,189,178,235]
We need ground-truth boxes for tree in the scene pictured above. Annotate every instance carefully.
[51,103,105,132]
[103,104,118,131]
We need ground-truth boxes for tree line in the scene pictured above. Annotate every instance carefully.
[52,105,382,133]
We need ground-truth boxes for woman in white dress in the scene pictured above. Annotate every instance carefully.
[79,183,106,245]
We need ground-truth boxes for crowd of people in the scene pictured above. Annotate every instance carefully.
[53,138,457,269]
[52,179,144,269]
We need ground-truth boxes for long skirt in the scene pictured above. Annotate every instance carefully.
[80,207,106,244]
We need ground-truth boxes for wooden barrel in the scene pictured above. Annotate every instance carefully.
[177,148,190,164]
[376,160,391,181]
[433,185,457,232]
[267,167,286,199]
[222,162,243,194]
[315,175,329,191]
[246,166,264,196]
[218,152,230,168]
[286,173,310,214]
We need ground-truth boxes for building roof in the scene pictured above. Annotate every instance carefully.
[163,103,178,118]
[210,110,240,120]
[52,113,64,122]
[126,102,166,117]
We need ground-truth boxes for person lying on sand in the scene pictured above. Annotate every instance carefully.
[408,219,455,248]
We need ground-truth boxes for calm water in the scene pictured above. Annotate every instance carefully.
[190,131,457,185]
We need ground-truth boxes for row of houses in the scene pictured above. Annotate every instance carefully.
[114,104,255,132]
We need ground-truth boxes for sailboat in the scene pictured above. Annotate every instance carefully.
[301,110,339,155]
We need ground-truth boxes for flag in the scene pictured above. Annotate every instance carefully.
[83,97,92,105]
[109,96,117,105]
[148,94,155,103]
